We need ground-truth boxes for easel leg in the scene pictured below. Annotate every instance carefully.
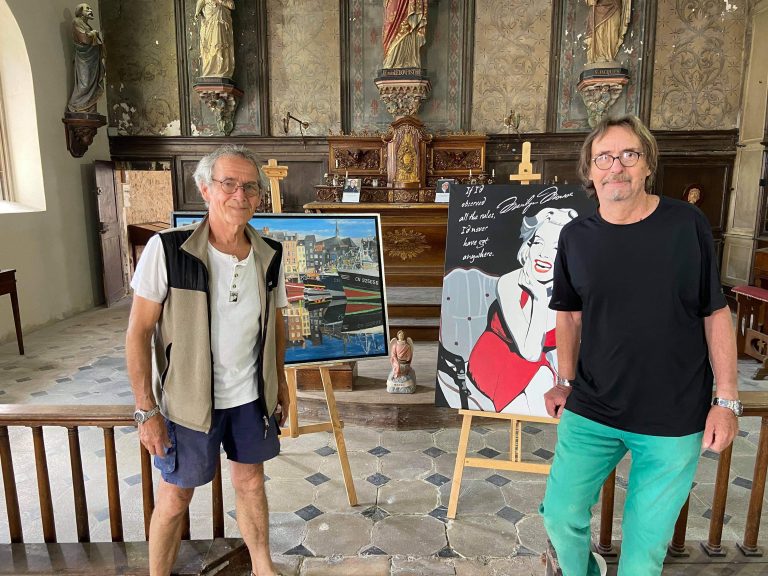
[284,368,299,438]
[509,418,521,462]
[319,366,358,506]
[447,413,473,519]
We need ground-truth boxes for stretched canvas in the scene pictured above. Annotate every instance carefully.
[435,183,595,416]
[172,212,389,366]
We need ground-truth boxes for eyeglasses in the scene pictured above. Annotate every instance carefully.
[592,151,644,170]
[211,178,261,197]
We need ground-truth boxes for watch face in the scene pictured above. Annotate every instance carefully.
[133,410,145,423]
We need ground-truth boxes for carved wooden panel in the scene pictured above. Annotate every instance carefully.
[655,160,732,235]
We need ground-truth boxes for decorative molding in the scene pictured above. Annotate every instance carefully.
[192,84,243,136]
[63,113,107,158]
[384,228,429,260]
[375,78,432,119]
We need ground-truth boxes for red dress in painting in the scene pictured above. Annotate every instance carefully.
[467,291,556,412]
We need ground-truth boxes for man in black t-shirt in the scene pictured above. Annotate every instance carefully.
[540,115,740,576]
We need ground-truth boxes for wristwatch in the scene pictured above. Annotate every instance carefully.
[556,376,572,388]
[133,405,160,424]
[712,397,743,417]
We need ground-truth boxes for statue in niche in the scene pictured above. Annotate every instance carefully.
[584,0,631,64]
[66,3,105,114]
[195,0,235,79]
[382,0,427,69]
[387,330,416,393]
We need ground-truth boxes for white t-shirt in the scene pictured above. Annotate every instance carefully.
[131,233,288,409]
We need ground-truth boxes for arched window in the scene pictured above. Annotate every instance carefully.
[0,0,45,211]
[0,75,12,201]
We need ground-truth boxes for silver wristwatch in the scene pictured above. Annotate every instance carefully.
[556,376,572,388]
[712,397,743,417]
[133,405,160,424]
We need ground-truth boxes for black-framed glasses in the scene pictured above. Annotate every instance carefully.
[592,151,644,170]
[211,178,261,197]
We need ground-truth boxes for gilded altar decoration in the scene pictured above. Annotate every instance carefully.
[584,0,631,64]
[382,0,427,69]
[196,0,235,79]
[384,228,429,260]
[395,133,419,184]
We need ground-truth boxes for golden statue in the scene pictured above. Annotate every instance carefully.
[395,132,419,183]
[584,0,631,64]
[382,0,428,69]
[195,0,235,79]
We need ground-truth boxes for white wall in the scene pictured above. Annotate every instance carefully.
[0,0,111,344]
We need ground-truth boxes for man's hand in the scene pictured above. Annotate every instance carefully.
[138,415,171,456]
[544,385,571,418]
[276,379,290,427]
[701,405,739,453]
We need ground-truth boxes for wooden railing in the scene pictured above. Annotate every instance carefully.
[0,405,225,545]
[597,390,768,558]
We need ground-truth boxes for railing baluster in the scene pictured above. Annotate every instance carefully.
[667,496,690,557]
[597,469,616,555]
[738,416,768,556]
[701,443,733,557]
[31,426,56,543]
[0,425,23,543]
[67,426,90,542]
[103,427,124,542]
[212,458,224,538]
[140,442,154,540]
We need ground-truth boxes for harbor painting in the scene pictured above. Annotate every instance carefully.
[171,212,389,366]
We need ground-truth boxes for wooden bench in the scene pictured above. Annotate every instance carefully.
[733,285,768,379]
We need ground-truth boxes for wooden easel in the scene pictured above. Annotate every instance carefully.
[266,159,358,506]
[447,142,554,519]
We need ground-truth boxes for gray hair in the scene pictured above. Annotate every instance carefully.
[192,144,267,194]
[75,3,91,17]
[517,207,577,266]
[577,114,658,197]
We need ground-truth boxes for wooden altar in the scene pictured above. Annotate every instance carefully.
[308,116,490,340]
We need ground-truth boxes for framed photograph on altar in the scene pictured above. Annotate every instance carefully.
[171,212,389,366]
[435,184,595,416]
[435,178,455,203]
[342,178,362,202]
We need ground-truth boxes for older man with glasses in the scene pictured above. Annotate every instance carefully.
[539,115,740,576]
[126,144,289,576]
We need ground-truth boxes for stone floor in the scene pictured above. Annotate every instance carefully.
[1,298,767,575]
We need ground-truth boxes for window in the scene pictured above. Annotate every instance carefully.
[0,76,12,201]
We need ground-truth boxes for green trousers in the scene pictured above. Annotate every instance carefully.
[540,410,702,576]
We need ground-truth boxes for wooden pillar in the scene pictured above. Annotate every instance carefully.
[701,443,733,557]
[596,469,616,555]
[738,416,768,556]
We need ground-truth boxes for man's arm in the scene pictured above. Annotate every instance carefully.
[126,295,169,456]
[544,310,582,418]
[274,307,289,427]
[702,305,739,453]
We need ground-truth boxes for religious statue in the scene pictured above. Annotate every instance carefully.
[382,0,428,69]
[584,0,631,64]
[195,0,235,79]
[387,330,416,393]
[66,3,105,114]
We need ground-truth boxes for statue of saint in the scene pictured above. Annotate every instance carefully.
[382,0,427,69]
[195,0,235,79]
[387,330,416,393]
[66,3,105,114]
[584,0,631,64]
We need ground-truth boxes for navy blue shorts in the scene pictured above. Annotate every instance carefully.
[154,400,281,488]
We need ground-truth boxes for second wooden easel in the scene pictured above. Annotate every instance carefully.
[447,142,555,519]
[265,159,358,506]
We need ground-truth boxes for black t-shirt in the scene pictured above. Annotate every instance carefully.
[550,196,726,436]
